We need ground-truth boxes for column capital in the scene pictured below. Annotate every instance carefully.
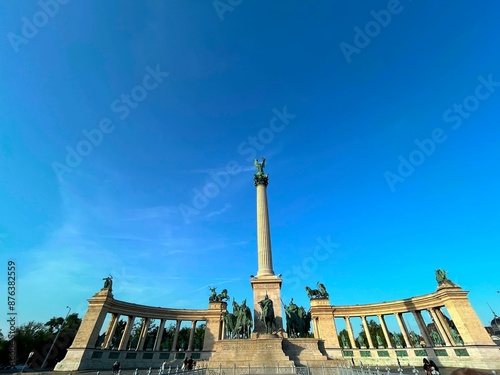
[254,174,269,186]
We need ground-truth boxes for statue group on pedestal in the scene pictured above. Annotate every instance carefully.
[305,282,329,299]
[222,298,253,339]
[208,286,230,303]
[284,298,311,338]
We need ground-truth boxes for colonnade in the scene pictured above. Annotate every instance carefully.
[335,307,459,349]
[100,313,201,352]
[310,283,495,350]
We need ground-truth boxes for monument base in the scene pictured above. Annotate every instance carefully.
[208,338,294,368]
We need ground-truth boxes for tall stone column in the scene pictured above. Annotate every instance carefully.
[378,315,392,348]
[118,316,135,350]
[412,310,432,346]
[255,160,274,277]
[172,320,181,351]
[361,316,374,348]
[154,319,166,351]
[251,159,283,334]
[344,317,356,348]
[137,318,151,350]
[188,321,197,351]
[103,313,120,349]
[395,313,411,348]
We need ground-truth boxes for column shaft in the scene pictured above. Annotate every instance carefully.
[171,320,181,351]
[256,184,274,276]
[154,319,166,351]
[118,316,135,350]
[429,308,452,346]
[361,316,374,348]
[413,311,431,346]
[188,321,197,351]
[103,313,120,349]
[344,317,356,348]
[378,315,392,348]
[395,313,411,348]
[137,318,151,350]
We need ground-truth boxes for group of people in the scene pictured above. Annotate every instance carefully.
[181,357,196,370]
[423,358,439,375]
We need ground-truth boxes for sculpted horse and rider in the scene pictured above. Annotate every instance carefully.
[223,298,253,338]
[305,282,329,299]
[284,298,311,338]
[208,286,230,303]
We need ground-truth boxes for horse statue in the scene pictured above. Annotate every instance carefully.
[305,286,321,299]
[317,282,329,298]
[222,311,237,339]
[233,299,253,338]
[208,286,218,302]
[217,288,230,302]
[259,294,276,334]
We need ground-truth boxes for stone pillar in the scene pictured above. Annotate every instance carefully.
[378,315,392,349]
[137,318,151,350]
[154,319,166,351]
[171,320,181,351]
[361,316,373,348]
[344,317,356,348]
[255,168,274,277]
[438,286,494,345]
[103,313,120,349]
[188,321,197,351]
[395,313,411,348]
[69,289,114,349]
[118,316,134,350]
[413,311,431,346]
[428,308,452,346]
[204,302,226,350]
[310,298,339,348]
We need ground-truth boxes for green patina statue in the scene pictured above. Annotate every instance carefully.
[284,298,311,338]
[102,275,113,291]
[450,327,463,345]
[254,158,269,186]
[259,293,276,334]
[435,269,457,287]
[435,269,448,284]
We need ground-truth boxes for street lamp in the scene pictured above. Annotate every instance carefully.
[41,306,71,369]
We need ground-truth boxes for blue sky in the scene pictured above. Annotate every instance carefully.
[1,1,499,337]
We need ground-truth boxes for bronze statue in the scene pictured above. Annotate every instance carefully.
[102,275,113,291]
[450,328,463,345]
[305,283,329,299]
[208,286,217,302]
[258,293,276,334]
[430,329,442,346]
[254,158,266,175]
[435,269,448,284]
[317,282,329,298]
[208,287,230,302]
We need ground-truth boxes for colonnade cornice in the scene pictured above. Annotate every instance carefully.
[103,298,225,321]
[321,287,468,317]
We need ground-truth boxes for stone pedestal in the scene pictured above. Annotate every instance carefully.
[251,276,283,333]
[207,338,294,367]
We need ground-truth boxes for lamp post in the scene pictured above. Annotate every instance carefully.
[41,306,71,369]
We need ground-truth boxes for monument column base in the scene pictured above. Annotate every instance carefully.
[251,276,283,334]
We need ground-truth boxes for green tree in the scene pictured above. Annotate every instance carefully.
[338,329,350,348]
